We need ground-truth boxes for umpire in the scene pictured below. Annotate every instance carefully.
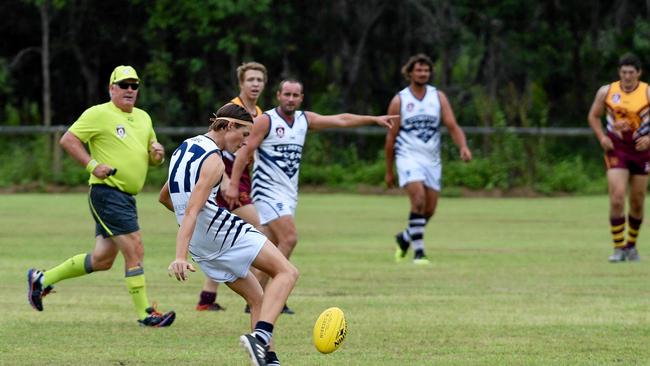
[27,65,175,327]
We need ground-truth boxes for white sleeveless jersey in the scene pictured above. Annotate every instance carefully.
[395,85,442,165]
[168,134,257,262]
[252,108,309,204]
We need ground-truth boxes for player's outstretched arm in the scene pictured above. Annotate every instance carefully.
[384,95,401,188]
[224,114,270,208]
[158,181,174,212]
[168,154,223,282]
[439,91,472,162]
[306,111,396,130]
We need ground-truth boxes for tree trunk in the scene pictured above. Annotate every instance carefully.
[40,0,51,127]
[340,1,386,111]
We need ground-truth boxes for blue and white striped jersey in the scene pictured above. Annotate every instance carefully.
[395,85,441,165]
[252,107,309,204]
[168,134,257,262]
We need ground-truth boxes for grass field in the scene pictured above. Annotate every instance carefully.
[2,192,650,365]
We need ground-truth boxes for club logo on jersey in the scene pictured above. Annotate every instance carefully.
[612,93,621,104]
[402,115,438,142]
[116,125,126,139]
[273,143,302,178]
[406,102,414,112]
[276,126,285,138]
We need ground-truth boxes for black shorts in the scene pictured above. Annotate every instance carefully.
[88,184,139,238]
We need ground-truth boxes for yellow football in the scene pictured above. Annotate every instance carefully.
[312,307,347,354]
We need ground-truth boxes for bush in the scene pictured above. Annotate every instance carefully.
[534,157,606,195]
[0,131,620,196]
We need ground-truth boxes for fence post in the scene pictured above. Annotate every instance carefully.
[52,129,62,178]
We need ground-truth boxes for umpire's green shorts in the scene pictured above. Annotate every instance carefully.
[88,184,139,238]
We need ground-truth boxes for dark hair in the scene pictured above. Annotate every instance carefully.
[236,61,268,83]
[619,53,642,71]
[209,103,253,131]
[277,79,303,94]
[401,53,434,80]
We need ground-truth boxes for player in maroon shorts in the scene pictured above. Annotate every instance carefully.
[194,62,295,316]
[588,52,650,262]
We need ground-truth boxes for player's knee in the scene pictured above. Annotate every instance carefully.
[91,256,114,271]
[282,233,298,249]
[285,262,299,285]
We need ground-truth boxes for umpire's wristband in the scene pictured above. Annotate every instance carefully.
[86,159,99,173]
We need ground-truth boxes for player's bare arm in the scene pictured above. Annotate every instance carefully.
[439,91,472,162]
[219,172,232,193]
[306,111,395,130]
[224,114,269,208]
[60,131,115,179]
[158,181,174,212]
[384,95,401,187]
[634,86,650,151]
[168,154,224,281]
[588,85,614,151]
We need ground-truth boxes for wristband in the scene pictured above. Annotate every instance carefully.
[86,159,99,173]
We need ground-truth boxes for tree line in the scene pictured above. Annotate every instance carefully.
[2,0,649,129]
[1,0,649,192]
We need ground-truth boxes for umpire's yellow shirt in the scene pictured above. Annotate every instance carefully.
[68,101,158,195]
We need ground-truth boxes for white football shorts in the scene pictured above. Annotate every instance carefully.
[254,199,296,225]
[396,157,442,191]
[192,230,266,283]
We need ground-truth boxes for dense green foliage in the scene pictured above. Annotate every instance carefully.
[3,193,650,364]
[4,1,648,125]
[1,0,646,191]
[0,131,608,195]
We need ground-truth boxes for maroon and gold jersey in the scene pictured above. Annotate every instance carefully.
[214,97,261,209]
[605,81,650,143]
[231,96,263,118]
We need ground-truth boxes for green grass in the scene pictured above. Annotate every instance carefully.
[1,193,650,365]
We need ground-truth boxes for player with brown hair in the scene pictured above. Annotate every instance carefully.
[588,52,650,262]
[385,53,472,264]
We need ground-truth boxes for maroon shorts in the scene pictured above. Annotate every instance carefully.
[605,132,650,175]
[215,156,253,209]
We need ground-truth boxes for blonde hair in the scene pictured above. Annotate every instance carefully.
[236,62,268,83]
